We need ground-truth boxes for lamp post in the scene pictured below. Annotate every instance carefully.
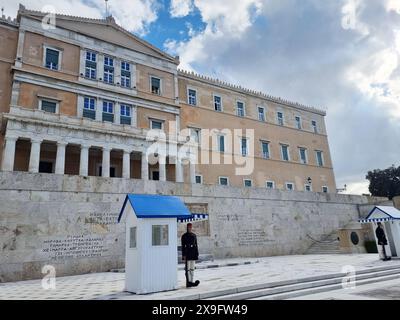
[337,184,347,193]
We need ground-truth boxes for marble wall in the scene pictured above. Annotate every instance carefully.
[0,171,385,282]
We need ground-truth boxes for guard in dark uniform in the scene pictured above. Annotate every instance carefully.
[375,222,391,261]
[181,223,200,287]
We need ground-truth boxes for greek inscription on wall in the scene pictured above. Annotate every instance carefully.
[84,212,119,225]
[42,235,108,260]
[238,229,273,246]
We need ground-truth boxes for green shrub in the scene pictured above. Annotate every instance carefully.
[364,240,378,253]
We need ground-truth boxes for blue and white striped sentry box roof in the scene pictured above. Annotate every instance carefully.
[359,206,400,224]
[177,213,209,223]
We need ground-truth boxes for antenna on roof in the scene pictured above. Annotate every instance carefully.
[105,0,109,17]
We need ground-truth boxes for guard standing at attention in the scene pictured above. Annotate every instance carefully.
[181,223,200,288]
[375,222,391,261]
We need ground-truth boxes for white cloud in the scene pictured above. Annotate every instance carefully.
[386,0,400,14]
[0,0,159,35]
[107,0,159,35]
[346,31,400,119]
[343,180,370,195]
[340,0,369,36]
[165,0,263,70]
[170,0,193,18]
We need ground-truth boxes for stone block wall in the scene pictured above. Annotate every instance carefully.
[0,172,384,282]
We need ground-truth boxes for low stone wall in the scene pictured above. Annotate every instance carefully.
[0,172,383,282]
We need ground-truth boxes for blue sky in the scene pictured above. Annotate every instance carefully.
[1,0,400,195]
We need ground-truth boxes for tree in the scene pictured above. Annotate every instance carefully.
[366,165,400,200]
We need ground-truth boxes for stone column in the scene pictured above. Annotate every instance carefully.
[189,159,196,184]
[141,152,149,180]
[102,146,111,178]
[175,157,183,183]
[55,141,67,175]
[28,138,42,173]
[122,150,131,179]
[1,136,17,171]
[159,156,166,182]
[79,144,90,176]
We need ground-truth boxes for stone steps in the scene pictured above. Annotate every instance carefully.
[199,265,400,300]
[305,232,341,254]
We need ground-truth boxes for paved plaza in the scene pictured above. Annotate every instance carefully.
[1,254,400,300]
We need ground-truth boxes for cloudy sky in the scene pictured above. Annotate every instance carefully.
[1,0,399,195]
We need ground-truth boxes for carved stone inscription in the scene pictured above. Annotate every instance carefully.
[42,235,108,260]
[85,212,118,225]
[238,229,273,246]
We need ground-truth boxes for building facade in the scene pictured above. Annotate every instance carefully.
[0,6,336,193]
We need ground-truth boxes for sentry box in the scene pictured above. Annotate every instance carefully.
[118,194,207,294]
[359,206,400,259]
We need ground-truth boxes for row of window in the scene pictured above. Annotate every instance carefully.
[44,47,134,88]
[187,88,319,133]
[211,134,325,166]
[193,175,329,192]
[213,176,329,192]
[38,95,164,130]
[82,97,133,124]
[84,51,133,88]
[38,97,133,124]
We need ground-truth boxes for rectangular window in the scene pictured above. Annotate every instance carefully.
[322,186,328,193]
[195,175,202,184]
[304,184,312,192]
[219,177,229,186]
[120,104,131,125]
[236,101,245,117]
[261,141,270,159]
[189,128,201,143]
[218,135,225,152]
[295,116,302,129]
[40,100,57,113]
[188,89,197,106]
[281,144,290,161]
[83,97,96,120]
[311,120,318,133]
[151,77,161,95]
[151,119,163,130]
[299,147,307,164]
[286,182,294,191]
[84,97,95,110]
[152,225,169,246]
[85,51,97,79]
[277,112,284,126]
[244,179,252,187]
[102,100,114,122]
[129,227,137,248]
[266,181,275,189]
[258,107,265,121]
[214,95,222,111]
[121,61,131,88]
[45,48,60,70]
[103,56,114,84]
[241,138,248,156]
[316,150,324,167]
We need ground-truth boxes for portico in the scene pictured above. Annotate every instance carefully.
[1,109,197,183]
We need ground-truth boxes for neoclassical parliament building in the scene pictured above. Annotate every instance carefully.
[0,5,337,193]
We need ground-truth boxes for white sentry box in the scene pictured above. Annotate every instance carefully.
[118,194,192,294]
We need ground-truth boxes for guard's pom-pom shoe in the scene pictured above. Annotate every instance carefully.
[193,280,200,287]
